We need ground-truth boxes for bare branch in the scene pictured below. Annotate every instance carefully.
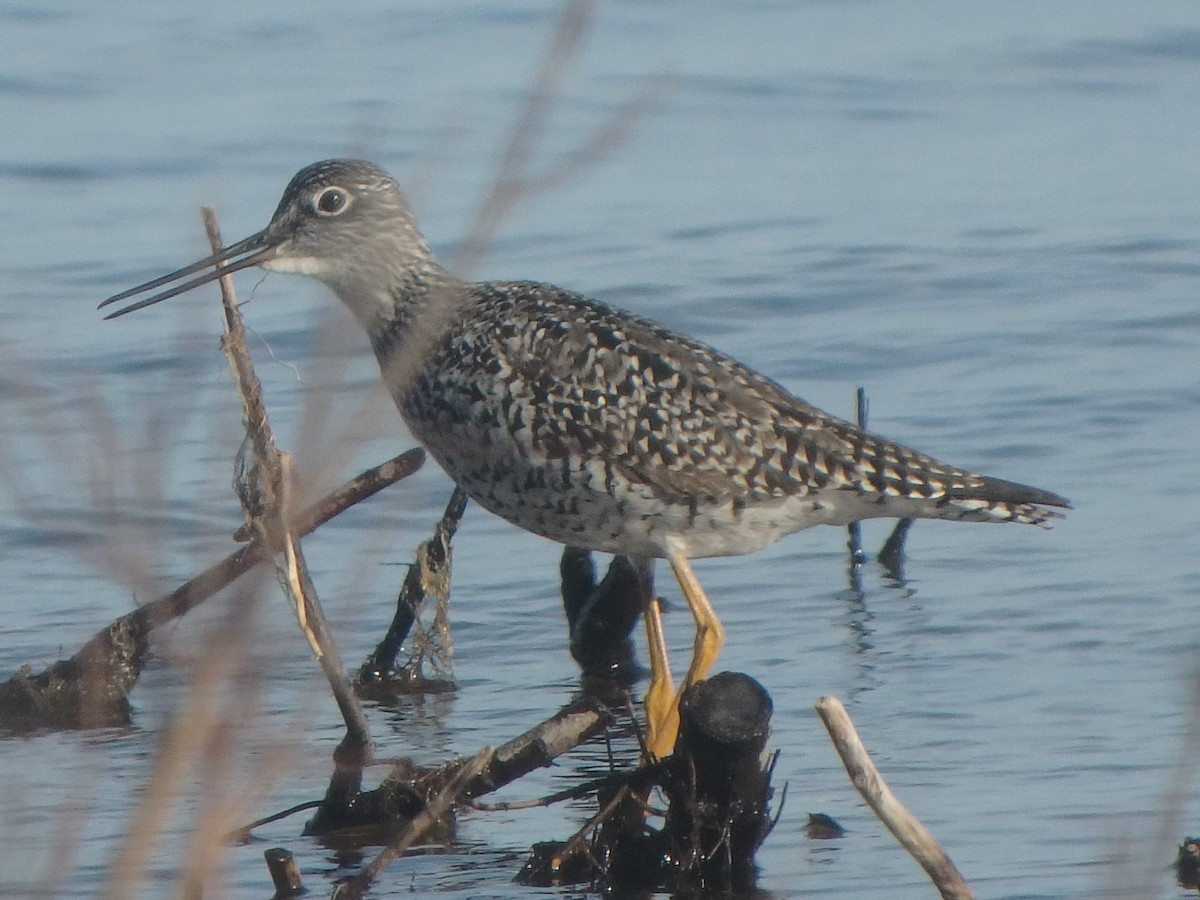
[815,695,975,900]
[205,206,372,760]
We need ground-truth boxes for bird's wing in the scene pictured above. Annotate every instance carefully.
[450,282,1067,514]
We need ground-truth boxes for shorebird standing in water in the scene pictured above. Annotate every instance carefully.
[101,159,1070,756]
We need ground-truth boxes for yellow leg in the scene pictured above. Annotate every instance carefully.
[641,593,678,759]
[666,542,725,692]
[640,542,727,759]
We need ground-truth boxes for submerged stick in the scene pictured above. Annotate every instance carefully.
[358,486,468,687]
[665,672,775,891]
[815,695,974,900]
[263,848,305,898]
[334,747,495,900]
[846,388,867,570]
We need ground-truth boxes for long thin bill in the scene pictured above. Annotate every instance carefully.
[98,229,277,319]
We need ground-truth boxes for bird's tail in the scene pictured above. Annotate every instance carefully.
[941,476,1071,528]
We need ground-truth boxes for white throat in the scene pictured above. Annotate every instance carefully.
[261,256,395,333]
[261,256,331,277]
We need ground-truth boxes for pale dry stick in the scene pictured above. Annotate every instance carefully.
[33,755,100,898]
[96,310,409,895]
[178,700,246,900]
[1142,670,1200,893]
[203,206,373,759]
[1105,669,1200,898]
[453,0,591,273]
[183,712,310,898]
[276,451,373,756]
[815,695,975,900]
[333,747,495,900]
[280,454,321,659]
[100,288,279,892]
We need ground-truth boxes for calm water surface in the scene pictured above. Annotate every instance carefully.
[1,2,1199,897]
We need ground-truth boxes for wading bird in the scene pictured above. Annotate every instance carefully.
[101,160,1070,756]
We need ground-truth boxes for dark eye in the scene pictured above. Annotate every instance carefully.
[314,186,350,216]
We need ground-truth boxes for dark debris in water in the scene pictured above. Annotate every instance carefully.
[1177,837,1200,891]
[0,612,147,731]
[518,672,777,895]
[804,812,847,840]
[560,546,646,681]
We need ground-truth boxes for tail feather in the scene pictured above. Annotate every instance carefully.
[967,475,1071,510]
[943,476,1071,528]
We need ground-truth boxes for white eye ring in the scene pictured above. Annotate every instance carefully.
[314,186,352,217]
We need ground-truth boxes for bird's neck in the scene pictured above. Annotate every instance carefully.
[330,257,436,325]
[355,266,471,401]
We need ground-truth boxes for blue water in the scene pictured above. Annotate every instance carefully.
[2,1,1199,897]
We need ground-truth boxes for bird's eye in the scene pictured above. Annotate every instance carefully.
[314,186,351,217]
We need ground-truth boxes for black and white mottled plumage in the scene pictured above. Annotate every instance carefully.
[102,158,1070,563]
[373,278,1067,559]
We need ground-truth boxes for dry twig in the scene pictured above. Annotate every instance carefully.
[203,206,374,762]
[815,695,975,900]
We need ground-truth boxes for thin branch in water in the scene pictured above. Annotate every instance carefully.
[846,387,867,591]
[358,487,468,688]
[333,747,495,900]
[815,695,975,900]
[228,801,325,843]
[466,763,652,813]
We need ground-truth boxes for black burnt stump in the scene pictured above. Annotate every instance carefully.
[662,671,775,892]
